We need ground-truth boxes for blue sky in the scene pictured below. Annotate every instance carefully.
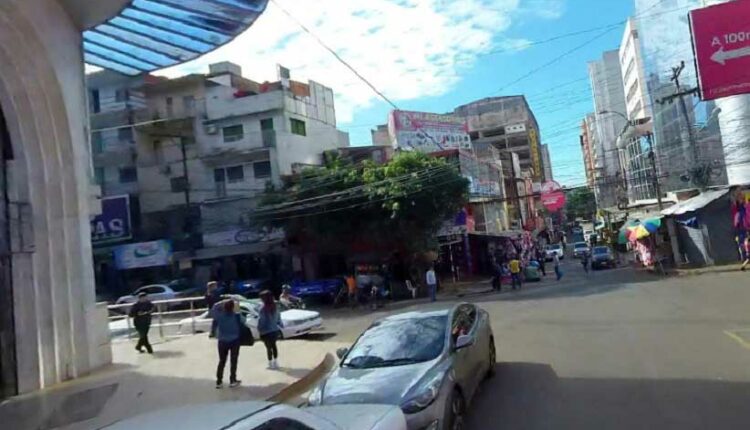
[167,0,640,186]
[339,0,635,186]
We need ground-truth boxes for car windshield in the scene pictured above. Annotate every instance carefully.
[593,247,609,255]
[574,243,588,249]
[342,315,447,369]
[547,244,561,250]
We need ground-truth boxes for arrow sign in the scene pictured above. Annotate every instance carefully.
[711,45,750,65]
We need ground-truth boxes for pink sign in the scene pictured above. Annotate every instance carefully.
[690,2,750,100]
[541,181,566,213]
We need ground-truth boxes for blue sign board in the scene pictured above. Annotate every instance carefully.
[113,240,172,270]
[91,195,132,245]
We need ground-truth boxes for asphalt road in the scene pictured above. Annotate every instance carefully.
[320,259,750,430]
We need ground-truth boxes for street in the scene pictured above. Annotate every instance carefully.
[321,259,750,429]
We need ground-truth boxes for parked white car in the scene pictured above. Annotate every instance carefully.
[115,284,177,306]
[178,298,323,339]
[101,401,406,430]
[545,243,564,261]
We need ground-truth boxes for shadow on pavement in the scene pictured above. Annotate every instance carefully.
[0,371,289,430]
[302,332,337,342]
[467,362,750,430]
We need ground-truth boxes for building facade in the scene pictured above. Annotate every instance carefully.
[580,115,597,189]
[619,18,652,121]
[588,50,628,208]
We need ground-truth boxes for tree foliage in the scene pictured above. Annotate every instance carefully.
[255,151,469,255]
[565,187,597,221]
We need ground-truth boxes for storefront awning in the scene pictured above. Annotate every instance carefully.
[83,0,268,75]
[174,239,282,261]
[661,189,730,216]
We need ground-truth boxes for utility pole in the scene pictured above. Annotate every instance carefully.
[646,133,664,210]
[658,61,702,186]
[179,136,193,248]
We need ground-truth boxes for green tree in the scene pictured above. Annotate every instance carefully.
[565,187,597,221]
[254,152,469,255]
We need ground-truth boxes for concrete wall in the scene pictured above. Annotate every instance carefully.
[0,0,105,394]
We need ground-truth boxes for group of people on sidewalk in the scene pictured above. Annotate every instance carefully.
[205,282,284,389]
[129,282,285,390]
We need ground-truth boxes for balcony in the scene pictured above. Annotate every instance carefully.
[205,91,285,121]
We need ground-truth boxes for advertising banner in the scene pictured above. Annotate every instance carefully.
[114,240,172,270]
[389,110,471,153]
[203,228,284,248]
[529,129,543,181]
[91,195,132,244]
[541,181,566,213]
[690,1,750,100]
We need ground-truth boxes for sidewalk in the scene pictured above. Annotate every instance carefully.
[672,262,744,277]
[0,333,345,430]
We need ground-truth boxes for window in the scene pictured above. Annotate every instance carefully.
[227,166,245,182]
[119,167,138,183]
[214,168,225,183]
[260,118,274,130]
[253,161,272,179]
[91,131,103,154]
[452,304,477,344]
[118,127,133,142]
[183,95,195,112]
[252,418,314,430]
[115,88,130,103]
[166,97,173,116]
[214,165,245,183]
[94,167,104,185]
[290,118,306,136]
[223,125,244,143]
[90,89,101,113]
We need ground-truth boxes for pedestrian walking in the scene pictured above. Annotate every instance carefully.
[129,292,154,354]
[742,236,750,271]
[492,261,503,291]
[536,248,547,276]
[345,273,357,307]
[212,299,245,389]
[581,251,590,274]
[258,290,283,369]
[509,257,522,290]
[426,265,437,302]
[554,253,563,281]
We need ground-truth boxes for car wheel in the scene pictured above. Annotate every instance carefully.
[445,389,466,430]
[486,337,496,378]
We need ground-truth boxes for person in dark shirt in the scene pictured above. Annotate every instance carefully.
[129,292,154,354]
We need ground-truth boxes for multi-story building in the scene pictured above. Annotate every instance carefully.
[454,96,545,182]
[588,50,628,208]
[619,18,651,122]
[89,62,349,289]
[580,115,596,189]
[541,144,553,182]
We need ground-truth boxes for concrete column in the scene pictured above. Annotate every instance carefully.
[0,0,105,394]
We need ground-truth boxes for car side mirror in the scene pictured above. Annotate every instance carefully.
[454,334,474,350]
[336,347,349,359]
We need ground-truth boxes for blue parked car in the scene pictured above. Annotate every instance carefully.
[290,278,343,301]
[233,279,271,298]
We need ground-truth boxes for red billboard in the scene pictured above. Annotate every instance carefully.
[541,181,566,213]
[690,1,750,100]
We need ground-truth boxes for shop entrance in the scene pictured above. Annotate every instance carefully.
[0,107,16,399]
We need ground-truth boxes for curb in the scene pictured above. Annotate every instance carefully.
[266,353,335,404]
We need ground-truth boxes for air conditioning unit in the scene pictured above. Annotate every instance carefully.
[159,165,172,175]
[205,124,218,135]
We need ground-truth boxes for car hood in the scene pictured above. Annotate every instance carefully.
[282,309,320,321]
[306,404,405,430]
[321,359,440,405]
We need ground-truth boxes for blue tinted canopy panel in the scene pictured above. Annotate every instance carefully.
[84,0,268,75]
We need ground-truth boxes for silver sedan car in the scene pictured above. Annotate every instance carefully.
[308,303,496,430]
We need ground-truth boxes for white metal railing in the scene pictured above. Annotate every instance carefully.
[107,296,209,341]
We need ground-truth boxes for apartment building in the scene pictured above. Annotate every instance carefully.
[580,115,596,189]
[619,18,652,121]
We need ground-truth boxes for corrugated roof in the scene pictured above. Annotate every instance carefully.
[660,189,730,216]
[83,0,268,75]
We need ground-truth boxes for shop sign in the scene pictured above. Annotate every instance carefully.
[113,240,172,270]
[91,195,131,244]
[541,181,566,212]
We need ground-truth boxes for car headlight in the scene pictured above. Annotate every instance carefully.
[400,377,442,414]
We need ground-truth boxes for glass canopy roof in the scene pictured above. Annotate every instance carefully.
[83,0,268,75]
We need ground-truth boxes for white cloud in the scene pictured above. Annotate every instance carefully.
[159,0,564,123]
